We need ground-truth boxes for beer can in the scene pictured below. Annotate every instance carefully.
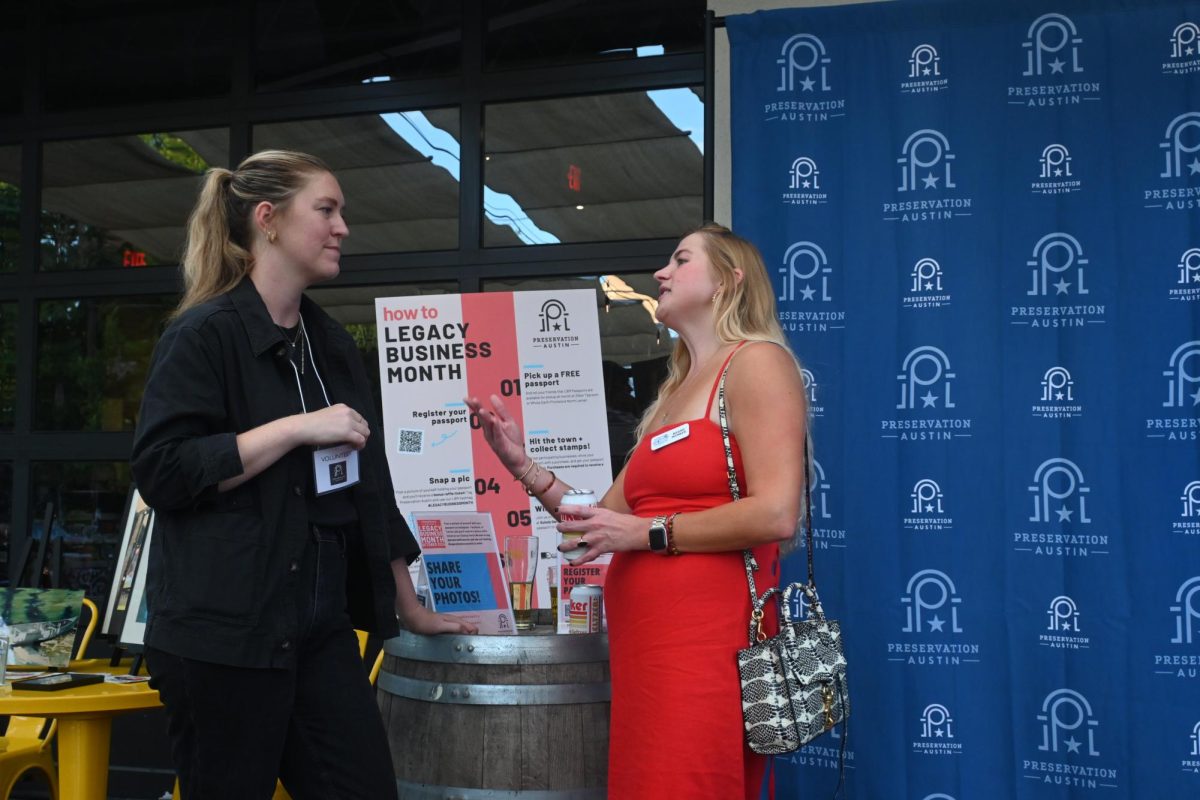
[559,488,597,555]
[568,584,603,634]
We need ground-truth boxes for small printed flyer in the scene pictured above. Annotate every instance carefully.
[558,553,609,633]
[410,512,513,635]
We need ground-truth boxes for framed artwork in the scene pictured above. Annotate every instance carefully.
[117,514,154,648]
[0,588,88,668]
[104,488,154,637]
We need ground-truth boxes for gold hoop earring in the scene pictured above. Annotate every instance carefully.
[267,230,278,244]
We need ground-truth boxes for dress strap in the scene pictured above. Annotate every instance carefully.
[704,341,749,417]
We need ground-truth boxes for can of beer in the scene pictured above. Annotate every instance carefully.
[568,584,603,634]
[559,488,597,556]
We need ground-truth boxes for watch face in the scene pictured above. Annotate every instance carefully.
[649,520,668,550]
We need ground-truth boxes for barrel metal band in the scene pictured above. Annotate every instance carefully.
[378,671,610,705]
[385,630,609,665]
[396,779,606,799]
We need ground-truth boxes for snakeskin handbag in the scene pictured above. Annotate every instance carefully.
[714,364,850,756]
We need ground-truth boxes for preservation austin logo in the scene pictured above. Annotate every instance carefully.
[765,33,847,124]
[801,459,845,550]
[1007,13,1101,107]
[776,240,846,334]
[801,368,824,418]
[1012,457,1110,559]
[1031,143,1082,195]
[903,478,953,532]
[882,129,974,223]
[902,257,952,309]
[1177,481,1200,536]
[881,345,973,442]
[887,569,981,667]
[530,298,580,351]
[1165,22,1200,75]
[1154,576,1200,680]
[901,43,948,93]
[1039,594,1091,650]
[782,156,828,206]
[1143,112,1200,212]
[1009,232,1107,329]
[1032,366,1083,419]
[1021,689,1119,790]
[912,702,963,756]
[777,731,856,772]
[1171,248,1200,301]
[1185,721,1200,774]
[1145,340,1200,441]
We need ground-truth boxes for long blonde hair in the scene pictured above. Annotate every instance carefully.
[635,223,803,442]
[173,149,331,317]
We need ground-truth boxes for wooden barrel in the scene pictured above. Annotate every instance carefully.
[378,626,609,799]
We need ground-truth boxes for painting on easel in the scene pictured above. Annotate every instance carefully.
[104,487,154,639]
[0,588,87,668]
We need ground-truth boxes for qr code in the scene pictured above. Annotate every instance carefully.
[396,428,424,454]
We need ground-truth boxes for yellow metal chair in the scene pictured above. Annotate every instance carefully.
[0,596,99,800]
[171,630,386,800]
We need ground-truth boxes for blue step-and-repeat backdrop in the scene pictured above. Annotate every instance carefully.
[728,1,1200,798]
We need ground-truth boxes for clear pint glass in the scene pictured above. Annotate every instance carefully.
[504,536,539,631]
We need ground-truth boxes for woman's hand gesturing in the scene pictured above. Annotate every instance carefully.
[463,394,528,475]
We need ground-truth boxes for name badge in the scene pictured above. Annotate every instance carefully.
[650,423,690,451]
[313,446,360,495]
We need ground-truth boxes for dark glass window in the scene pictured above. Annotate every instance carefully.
[26,462,131,601]
[482,273,671,475]
[255,113,460,253]
[43,4,231,111]
[40,130,230,271]
[0,462,10,583]
[0,145,19,273]
[483,89,704,247]
[485,0,703,71]
[35,295,177,432]
[255,0,462,92]
[0,303,14,430]
[0,7,25,115]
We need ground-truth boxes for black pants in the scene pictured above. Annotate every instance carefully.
[146,526,396,800]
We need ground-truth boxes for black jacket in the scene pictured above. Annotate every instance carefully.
[132,278,419,668]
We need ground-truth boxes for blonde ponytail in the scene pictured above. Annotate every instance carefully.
[173,150,331,317]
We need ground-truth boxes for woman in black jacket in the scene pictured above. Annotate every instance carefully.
[132,149,474,799]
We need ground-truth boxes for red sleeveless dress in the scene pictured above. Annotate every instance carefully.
[606,346,780,799]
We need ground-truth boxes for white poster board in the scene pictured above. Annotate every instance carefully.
[376,290,612,632]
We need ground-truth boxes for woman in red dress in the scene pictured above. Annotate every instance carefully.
[466,223,809,799]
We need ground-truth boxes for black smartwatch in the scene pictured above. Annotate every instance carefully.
[648,515,670,553]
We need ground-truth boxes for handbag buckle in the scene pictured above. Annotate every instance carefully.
[752,607,767,643]
[822,683,835,730]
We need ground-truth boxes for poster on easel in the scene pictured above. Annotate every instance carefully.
[104,488,154,636]
[376,290,612,633]
[117,517,154,648]
[410,512,512,635]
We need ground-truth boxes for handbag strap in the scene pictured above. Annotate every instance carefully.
[715,359,817,610]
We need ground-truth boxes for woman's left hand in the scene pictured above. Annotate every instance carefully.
[556,504,647,565]
[402,605,480,635]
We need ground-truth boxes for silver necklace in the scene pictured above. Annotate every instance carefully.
[280,319,306,375]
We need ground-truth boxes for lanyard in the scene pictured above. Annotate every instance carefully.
[284,318,332,414]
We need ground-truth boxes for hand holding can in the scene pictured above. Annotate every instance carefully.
[558,488,597,556]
